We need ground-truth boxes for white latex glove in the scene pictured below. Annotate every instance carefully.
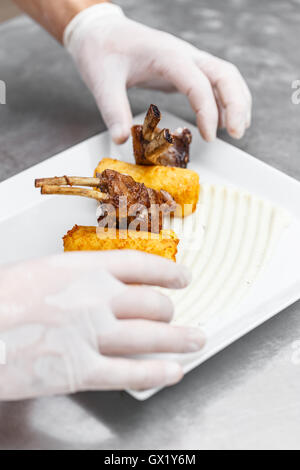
[0,250,205,401]
[64,3,252,144]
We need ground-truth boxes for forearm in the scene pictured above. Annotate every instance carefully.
[12,0,110,42]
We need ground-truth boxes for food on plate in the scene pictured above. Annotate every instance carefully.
[63,225,179,261]
[132,104,192,168]
[95,169,176,233]
[35,104,200,260]
[95,158,200,216]
[36,169,176,233]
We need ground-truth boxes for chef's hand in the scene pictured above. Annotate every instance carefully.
[0,251,205,401]
[64,3,252,144]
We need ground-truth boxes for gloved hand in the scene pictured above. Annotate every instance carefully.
[0,250,205,401]
[64,3,252,144]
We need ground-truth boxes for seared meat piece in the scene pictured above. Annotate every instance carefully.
[155,128,192,168]
[35,169,177,234]
[96,169,176,233]
[132,125,173,166]
[132,104,192,168]
[97,168,150,209]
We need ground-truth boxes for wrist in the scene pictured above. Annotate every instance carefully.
[60,0,112,42]
[14,0,111,43]
[63,2,125,52]
[62,1,111,23]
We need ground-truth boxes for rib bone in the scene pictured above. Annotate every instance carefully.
[35,176,100,188]
[142,104,161,141]
[41,185,108,201]
[144,129,173,164]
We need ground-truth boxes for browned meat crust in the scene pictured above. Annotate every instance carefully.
[96,169,177,233]
[132,105,192,168]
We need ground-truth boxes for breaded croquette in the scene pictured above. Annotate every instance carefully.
[95,158,200,216]
[63,225,179,262]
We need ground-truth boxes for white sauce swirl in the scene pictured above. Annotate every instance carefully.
[164,183,291,327]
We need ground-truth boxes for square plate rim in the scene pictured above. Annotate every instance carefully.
[1,110,300,401]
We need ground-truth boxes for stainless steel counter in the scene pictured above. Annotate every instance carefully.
[0,0,299,450]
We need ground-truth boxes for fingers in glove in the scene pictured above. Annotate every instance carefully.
[59,251,192,289]
[199,57,252,139]
[92,60,132,144]
[93,251,192,289]
[98,320,206,355]
[156,56,218,142]
[244,84,252,128]
[84,356,184,391]
[214,87,226,129]
[111,286,174,322]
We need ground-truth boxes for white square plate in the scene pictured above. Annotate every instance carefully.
[1,111,300,401]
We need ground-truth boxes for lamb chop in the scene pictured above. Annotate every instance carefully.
[132,104,192,168]
[35,169,176,233]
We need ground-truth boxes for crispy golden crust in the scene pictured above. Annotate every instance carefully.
[63,225,179,262]
[95,158,200,217]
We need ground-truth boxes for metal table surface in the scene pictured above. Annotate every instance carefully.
[0,0,299,450]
